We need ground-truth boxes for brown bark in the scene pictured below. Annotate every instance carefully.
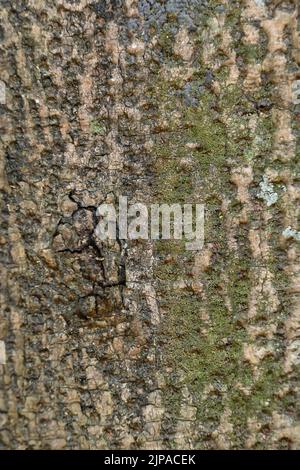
[0,0,299,449]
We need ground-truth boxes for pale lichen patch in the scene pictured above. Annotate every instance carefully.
[257,176,279,206]
[282,227,300,242]
[0,341,6,365]
[173,28,194,62]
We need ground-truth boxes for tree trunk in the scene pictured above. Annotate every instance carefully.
[0,0,299,449]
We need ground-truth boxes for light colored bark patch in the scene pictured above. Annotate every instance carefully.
[0,341,6,365]
[0,80,5,104]
[258,176,279,206]
[173,28,194,62]
[282,227,300,242]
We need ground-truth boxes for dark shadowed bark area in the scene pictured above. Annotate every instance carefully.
[0,0,299,449]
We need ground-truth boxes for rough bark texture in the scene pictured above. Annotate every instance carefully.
[0,0,299,450]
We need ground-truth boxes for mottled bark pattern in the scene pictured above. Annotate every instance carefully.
[0,0,299,450]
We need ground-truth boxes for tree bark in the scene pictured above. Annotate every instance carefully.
[0,0,299,449]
